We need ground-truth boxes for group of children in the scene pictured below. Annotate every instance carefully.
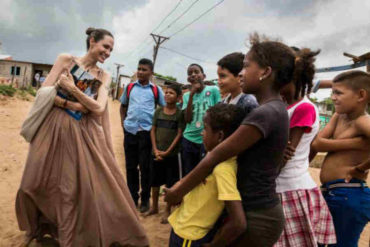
[120,35,370,247]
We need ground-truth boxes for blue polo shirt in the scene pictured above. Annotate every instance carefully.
[120,81,165,134]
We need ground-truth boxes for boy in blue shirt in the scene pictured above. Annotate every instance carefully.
[120,58,165,213]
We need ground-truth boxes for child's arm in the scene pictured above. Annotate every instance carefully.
[282,128,305,164]
[184,83,202,123]
[344,116,370,180]
[312,113,367,152]
[318,80,333,90]
[150,126,161,160]
[205,201,246,247]
[345,158,370,182]
[120,105,127,128]
[164,124,262,205]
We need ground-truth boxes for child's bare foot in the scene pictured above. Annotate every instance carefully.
[160,211,170,224]
[160,217,169,224]
[144,208,158,217]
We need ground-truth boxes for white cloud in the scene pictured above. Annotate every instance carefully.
[0,0,14,24]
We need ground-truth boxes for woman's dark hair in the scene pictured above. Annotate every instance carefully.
[292,48,320,99]
[86,27,114,50]
[248,34,320,96]
[188,63,204,74]
[206,104,244,138]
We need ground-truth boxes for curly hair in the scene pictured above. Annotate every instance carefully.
[206,104,244,138]
[292,48,320,99]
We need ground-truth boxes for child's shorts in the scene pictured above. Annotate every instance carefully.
[151,154,179,188]
[169,229,216,247]
[321,178,370,247]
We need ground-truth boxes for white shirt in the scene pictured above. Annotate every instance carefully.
[276,97,319,193]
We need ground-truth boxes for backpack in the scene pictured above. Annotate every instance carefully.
[124,82,159,108]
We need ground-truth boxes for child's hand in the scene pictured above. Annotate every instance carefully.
[163,185,183,206]
[345,166,368,183]
[190,82,202,95]
[158,150,169,158]
[155,155,163,161]
[283,141,295,162]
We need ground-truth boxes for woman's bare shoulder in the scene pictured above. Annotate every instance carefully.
[56,53,73,62]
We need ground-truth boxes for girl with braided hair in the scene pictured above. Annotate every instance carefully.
[274,48,336,247]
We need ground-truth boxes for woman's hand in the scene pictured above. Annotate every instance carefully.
[67,101,89,114]
[58,71,76,92]
[163,183,183,206]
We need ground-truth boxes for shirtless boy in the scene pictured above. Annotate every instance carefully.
[312,70,370,247]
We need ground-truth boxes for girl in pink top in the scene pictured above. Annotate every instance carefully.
[274,48,336,247]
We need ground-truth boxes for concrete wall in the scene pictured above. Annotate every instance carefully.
[0,60,33,88]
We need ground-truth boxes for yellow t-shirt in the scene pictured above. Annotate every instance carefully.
[168,157,241,240]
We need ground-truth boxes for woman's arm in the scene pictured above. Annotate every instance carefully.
[205,201,246,247]
[58,71,111,115]
[42,54,73,87]
[164,124,262,205]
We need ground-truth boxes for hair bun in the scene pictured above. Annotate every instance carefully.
[86,27,95,35]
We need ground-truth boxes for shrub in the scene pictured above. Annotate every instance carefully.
[0,84,16,96]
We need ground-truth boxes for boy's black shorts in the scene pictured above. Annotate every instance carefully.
[150,154,180,188]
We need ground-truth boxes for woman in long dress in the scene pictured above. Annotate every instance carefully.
[16,27,149,247]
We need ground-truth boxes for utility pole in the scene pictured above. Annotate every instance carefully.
[150,33,169,70]
[114,63,124,100]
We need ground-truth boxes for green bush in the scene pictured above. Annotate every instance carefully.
[26,85,36,96]
[0,84,16,96]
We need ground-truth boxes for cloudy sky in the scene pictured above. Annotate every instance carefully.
[1,0,369,100]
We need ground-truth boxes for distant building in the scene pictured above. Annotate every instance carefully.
[115,72,185,100]
[315,101,334,129]
[0,59,52,88]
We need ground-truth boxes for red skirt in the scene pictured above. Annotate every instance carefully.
[274,187,336,247]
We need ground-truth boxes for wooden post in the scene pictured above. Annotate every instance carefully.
[150,33,169,70]
[114,63,124,100]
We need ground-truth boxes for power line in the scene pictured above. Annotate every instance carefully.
[125,1,182,59]
[160,46,215,64]
[169,0,225,38]
[159,0,200,34]
[152,0,183,33]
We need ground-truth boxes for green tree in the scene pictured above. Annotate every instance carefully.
[154,73,177,82]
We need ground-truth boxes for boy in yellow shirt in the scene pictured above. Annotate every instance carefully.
[166,104,246,247]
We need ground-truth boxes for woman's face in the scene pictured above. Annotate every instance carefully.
[90,35,114,63]
[241,52,265,94]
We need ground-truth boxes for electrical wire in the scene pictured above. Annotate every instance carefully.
[125,0,182,59]
[160,46,215,64]
[152,0,183,33]
[158,0,200,34]
[168,0,225,38]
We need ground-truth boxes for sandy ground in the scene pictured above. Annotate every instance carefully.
[0,97,368,247]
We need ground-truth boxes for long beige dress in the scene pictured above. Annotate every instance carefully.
[16,87,149,246]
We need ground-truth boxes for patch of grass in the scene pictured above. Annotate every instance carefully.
[0,84,16,97]
[25,85,36,96]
